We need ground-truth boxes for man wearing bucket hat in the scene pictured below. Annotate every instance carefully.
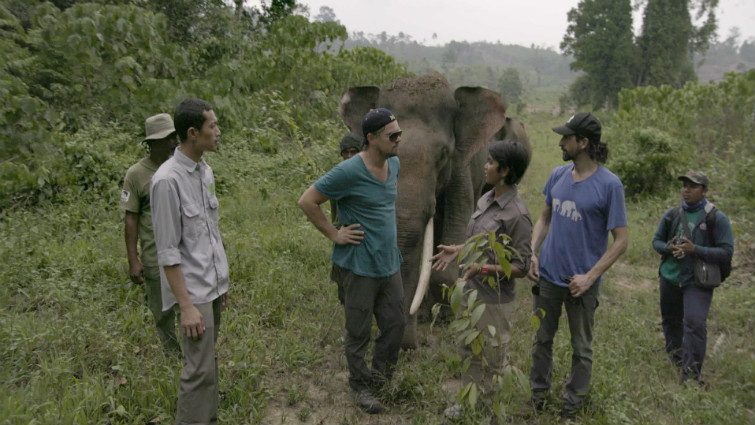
[330,132,364,305]
[652,171,734,385]
[527,112,629,420]
[121,112,179,354]
[298,108,405,414]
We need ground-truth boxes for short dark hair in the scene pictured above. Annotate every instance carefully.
[488,139,530,185]
[175,98,212,143]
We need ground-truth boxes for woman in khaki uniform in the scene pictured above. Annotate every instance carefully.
[431,139,533,417]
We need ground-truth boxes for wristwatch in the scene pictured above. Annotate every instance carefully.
[480,265,490,276]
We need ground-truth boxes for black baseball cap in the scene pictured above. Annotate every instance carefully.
[553,112,602,141]
[362,108,396,139]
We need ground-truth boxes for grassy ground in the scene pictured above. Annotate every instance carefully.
[1,113,752,424]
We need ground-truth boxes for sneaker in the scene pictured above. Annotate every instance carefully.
[443,403,463,420]
[350,388,385,414]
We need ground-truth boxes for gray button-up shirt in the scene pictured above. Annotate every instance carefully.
[464,187,533,304]
[151,147,230,311]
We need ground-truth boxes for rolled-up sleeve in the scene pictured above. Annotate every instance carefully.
[151,178,182,266]
[506,214,533,274]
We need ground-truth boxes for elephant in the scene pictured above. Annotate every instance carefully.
[339,73,529,349]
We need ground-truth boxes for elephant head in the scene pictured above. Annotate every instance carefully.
[339,73,525,349]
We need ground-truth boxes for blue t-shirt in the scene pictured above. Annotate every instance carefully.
[539,164,627,287]
[314,155,402,278]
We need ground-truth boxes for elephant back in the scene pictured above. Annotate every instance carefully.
[379,73,457,131]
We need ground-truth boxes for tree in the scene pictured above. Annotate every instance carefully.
[498,68,524,108]
[561,0,639,108]
[741,40,755,62]
[314,5,337,23]
[637,0,718,87]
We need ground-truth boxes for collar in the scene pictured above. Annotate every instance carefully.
[681,198,707,213]
[174,146,202,173]
[478,186,518,210]
[140,156,159,172]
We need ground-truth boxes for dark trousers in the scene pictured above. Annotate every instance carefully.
[530,279,599,410]
[341,269,406,391]
[659,279,713,381]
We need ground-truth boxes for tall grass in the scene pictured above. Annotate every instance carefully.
[1,113,752,424]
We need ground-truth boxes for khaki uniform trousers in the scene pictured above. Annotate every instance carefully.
[143,266,179,353]
[175,298,222,425]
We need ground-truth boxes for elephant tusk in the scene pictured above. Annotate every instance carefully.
[410,217,434,315]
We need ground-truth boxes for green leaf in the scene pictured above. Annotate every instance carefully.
[487,325,496,337]
[467,289,478,312]
[464,329,480,346]
[530,313,540,330]
[468,383,478,408]
[470,303,486,327]
[470,335,483,356]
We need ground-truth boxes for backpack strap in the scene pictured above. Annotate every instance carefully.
[679,206,693,239]
[665,207,681,241]
[703,202,717,247]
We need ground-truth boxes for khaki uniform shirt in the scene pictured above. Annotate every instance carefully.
[121,157,159,267]
[151,148,230,311]
[464,187,533,304]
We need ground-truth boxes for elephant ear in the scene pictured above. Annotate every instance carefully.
[453,87,507,163]
[497,117,532,158]
[339,86,380,134]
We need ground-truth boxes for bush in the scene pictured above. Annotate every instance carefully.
[608,128,681,198]
[607,70,755,202]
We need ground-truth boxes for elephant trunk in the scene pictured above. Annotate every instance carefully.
[409,217,434,315]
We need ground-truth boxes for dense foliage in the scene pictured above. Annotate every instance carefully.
[0,0,408,209]
[606,70,755,203]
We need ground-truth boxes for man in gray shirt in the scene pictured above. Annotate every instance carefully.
[151,98,229,425]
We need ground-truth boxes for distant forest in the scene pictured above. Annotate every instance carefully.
[315,7,755,112]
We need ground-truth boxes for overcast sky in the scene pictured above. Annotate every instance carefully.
[280,0,755,50]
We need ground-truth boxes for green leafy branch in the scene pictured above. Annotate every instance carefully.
[431,231,522,417]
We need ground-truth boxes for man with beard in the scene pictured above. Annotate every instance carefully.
[298,108,406,414]
[527,112,629,420]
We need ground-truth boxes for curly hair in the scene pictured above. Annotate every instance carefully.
[581,134,608,163]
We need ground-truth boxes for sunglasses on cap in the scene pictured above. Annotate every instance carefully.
[387,131,402,142]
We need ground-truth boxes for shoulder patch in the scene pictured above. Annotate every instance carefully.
[121,189,130,203]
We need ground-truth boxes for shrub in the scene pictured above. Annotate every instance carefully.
[608,127,681,198]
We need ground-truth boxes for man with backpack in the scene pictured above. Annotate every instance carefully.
[652,171,734,385]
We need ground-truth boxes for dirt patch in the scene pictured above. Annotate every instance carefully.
[262,346,413,425]
[608,262,657,294]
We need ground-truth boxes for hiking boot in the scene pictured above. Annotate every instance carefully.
[350,388,385,414]
[531,391,548,413]
[531,397,546,413]
[369,370,389,392]
[559,405,578,422]
[443,403,463,420]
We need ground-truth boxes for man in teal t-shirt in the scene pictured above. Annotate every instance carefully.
[298,108,405,415]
